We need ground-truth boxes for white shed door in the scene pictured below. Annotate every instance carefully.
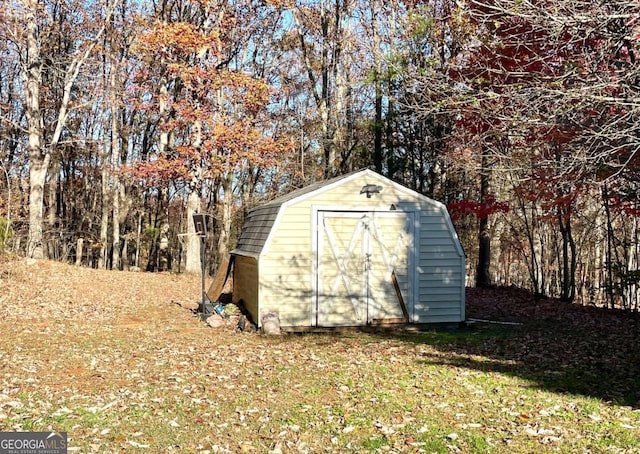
[316,211,412,327]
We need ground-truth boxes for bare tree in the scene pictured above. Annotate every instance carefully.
[290,0,359,177]
[12,0,119,259]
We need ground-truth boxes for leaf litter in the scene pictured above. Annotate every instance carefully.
[0,258,639,452]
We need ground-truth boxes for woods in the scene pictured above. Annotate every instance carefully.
[0,0,639,310]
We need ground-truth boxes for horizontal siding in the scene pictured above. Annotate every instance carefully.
[419,261,465,272]
[414,308,463,316]
[419,276,464,286]
[259,291,314,327]
[417,307,464,318]
[414,203,465,323]
[252,170,466,327]
[259,252,314,327]
[420,237,460,247]
[416,287,461,307]
[419,276,464,287]
[260,262,311,284]
[420,235,456,246]
[420,218,454,228]
[413,302,463,324]
[413,314,463,324]
[269,235,311,247]
[276,309,315,327]
[419,272,462,282]
[423,251,463,260]
[416,299,463,310]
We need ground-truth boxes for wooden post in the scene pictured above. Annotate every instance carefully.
[76,238,84,266]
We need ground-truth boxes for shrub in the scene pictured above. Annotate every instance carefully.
[0,217,13,251]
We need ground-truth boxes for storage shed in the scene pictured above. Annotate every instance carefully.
[231,168,465,329]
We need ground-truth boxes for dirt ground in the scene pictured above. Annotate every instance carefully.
[0,257,202,323]
[1,256,637,328]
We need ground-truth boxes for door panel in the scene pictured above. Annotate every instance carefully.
[317,211,412,327]
[317,212,367,326]
[367,212,412,321]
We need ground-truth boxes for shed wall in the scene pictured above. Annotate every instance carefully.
[257,172,465,327]
[232,255,259,324]
[258,177,396,327]
[258,203,315,327]
[414,204,466,323]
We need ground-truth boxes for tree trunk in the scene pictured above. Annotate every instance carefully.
[75,238,84,266]
[185,190,202,274]
[25,0,48,259]
[185,112,204,274]
[24,0,113,259]
[476,216,491,287]
[518,194,544,296]
[135,212,142,269]
[28,163,48,259]
[47,157,60,227]
[98,142,110,269]
[112,173,121,270]
[370,2,383,173]
[558,206,576,303]
[373,80,383,173]
[217,172,233,265]
[475,148,491,288]
[111,68,121,270]
[602,185,616,308]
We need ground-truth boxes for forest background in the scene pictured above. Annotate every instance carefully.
[0,0,638,310]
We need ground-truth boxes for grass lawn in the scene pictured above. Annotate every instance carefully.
[1,259,639,453]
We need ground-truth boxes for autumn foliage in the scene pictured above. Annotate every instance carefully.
[448,194,510,221]
[0,0,638,308]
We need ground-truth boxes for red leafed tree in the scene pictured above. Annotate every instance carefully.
[448,193,510,222]
[445,0,601,295]
[435,0,562,287]
[128,2,290,273]
[514,143,589,303]
[460,0,639,302]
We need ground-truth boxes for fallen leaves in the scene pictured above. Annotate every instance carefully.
[0,259,639,452]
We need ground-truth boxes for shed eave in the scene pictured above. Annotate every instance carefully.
[278,170,369,209]
[230,249,261,260]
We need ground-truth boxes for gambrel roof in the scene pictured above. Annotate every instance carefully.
[232,170,363,257]
[231,167,466,327]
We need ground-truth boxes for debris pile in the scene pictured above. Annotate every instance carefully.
[175,294,258,333]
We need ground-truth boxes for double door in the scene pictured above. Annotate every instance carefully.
[316,210,412,326]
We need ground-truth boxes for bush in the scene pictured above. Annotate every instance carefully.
[0,217,12,251]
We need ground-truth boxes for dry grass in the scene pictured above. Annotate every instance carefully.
[1,258,639,453]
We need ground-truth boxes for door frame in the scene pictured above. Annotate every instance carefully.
[312,207,415,327]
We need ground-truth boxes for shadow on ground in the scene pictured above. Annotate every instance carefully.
[382,287,640,407]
